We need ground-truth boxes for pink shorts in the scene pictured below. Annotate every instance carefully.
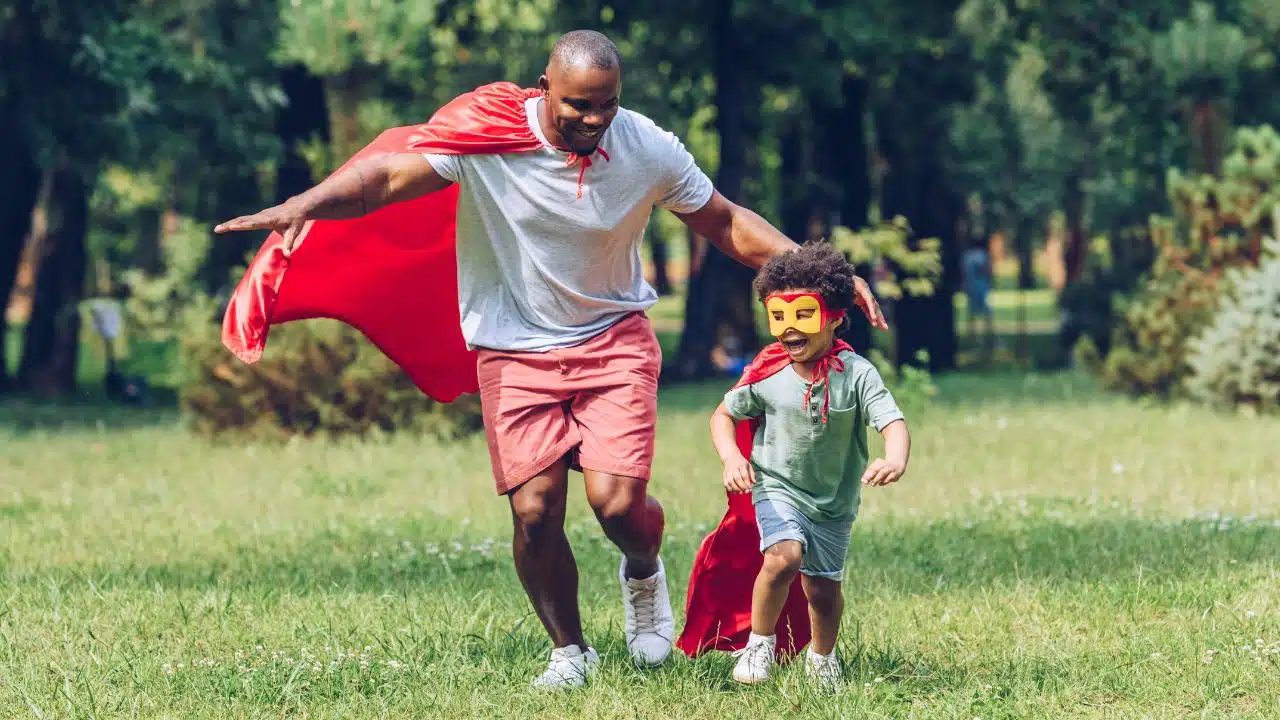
[475,312,661,494]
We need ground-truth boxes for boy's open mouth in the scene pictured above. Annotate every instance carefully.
[781,336,808,353]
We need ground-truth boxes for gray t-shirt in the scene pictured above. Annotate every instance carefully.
[424,97,714,352]
[724,349,905,522]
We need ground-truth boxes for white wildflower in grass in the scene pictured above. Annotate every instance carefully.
[7,369,1280,716]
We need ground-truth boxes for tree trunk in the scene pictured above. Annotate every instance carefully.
[0,123,42,393]
[324,66,369,169]
[275,64,330,203]
[648,218,673,296]
[673,0,759,380]
[1062,173,1086,284]
[1014,214,1037,359]
[828,74,874,355]
[202,161,267,294]
[18,161,89,396]
[877,111,958,373]
[779,108,815,243]
[134,204,163,275]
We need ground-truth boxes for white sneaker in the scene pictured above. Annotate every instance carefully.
[731,633,776,684]
[805,648,841,692]
[619,556,675,667]
[531,645,599,690]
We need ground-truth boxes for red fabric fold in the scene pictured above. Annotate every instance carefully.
[220,82,545,402]
[675,339,853,660]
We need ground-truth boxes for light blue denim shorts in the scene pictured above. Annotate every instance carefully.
[754,498,854,581]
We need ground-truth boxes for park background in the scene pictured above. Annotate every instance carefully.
[2,0,1279,716]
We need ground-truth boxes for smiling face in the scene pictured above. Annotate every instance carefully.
[538,61,621,155]
[765,289,844,363]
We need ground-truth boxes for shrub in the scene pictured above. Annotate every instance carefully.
[1095,262,1220,398]
[123,217,483,440]
[1185,235,1280,414]
[178,319,483,442]
[1088,125,1279,398]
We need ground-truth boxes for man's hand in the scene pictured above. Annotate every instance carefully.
[860,458,905,487]
[676,192,889,330]
[853,275,888,331]
[722,453,756,493]
[215,201,310,255]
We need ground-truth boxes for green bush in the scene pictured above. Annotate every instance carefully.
[1094,264,1219,398]
[122,217,482,441]
[1087,125,1279,399]
[178,319,483,442]
[1185,235,1280,414]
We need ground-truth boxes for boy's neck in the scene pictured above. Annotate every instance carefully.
[790,341,837,382]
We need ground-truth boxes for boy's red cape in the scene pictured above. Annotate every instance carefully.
[674,338,853,660]
[220,81,548,401]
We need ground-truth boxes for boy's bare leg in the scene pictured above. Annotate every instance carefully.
[801,575,844,655]
[751,541,803,635]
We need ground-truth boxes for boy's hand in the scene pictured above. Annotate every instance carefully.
[722,454,756,494]
[861,458,905,487]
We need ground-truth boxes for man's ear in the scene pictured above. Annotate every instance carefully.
[537,73,550,92]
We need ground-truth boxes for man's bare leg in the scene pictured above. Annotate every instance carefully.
[583,470,673,666]
[583,470,663,579]
[507,456,585,650]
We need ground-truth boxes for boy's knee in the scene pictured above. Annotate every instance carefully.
[762,541,804,578]
[805,580,843,616]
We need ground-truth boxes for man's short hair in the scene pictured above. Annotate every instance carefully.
[550,30,622,72]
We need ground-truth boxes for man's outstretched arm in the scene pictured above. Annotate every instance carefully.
[673,190,889,330]
[213,153,452,253]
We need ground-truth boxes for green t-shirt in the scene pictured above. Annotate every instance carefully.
[724,349,905,523]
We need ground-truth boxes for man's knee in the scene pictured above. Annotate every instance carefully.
[585,473,651,525]
[508,474,568,544]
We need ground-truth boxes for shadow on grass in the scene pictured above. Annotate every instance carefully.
[19,510,1278,606]
[0,390,179,434]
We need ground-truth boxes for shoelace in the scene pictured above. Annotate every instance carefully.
[627,581,657,630]
[802,350,847,424]
[563,146,610,199]
[731,641,773,666]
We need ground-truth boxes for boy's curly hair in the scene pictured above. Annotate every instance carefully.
[752,240,856,311]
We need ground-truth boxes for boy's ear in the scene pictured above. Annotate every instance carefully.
[829,315,845,332]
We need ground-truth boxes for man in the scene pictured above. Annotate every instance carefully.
[215,30,886,689]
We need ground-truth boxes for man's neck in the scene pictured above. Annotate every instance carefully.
[536,97,568,150]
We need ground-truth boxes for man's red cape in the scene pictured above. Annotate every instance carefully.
[220,81,546,401]
[674,339,853,660]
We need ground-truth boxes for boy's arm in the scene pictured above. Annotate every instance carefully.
[711,390,760,493]
[710,402,744,464]
[856,361,911,487]
[862,418,910,486]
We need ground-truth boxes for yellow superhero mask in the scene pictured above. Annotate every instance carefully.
[764,292,844,337]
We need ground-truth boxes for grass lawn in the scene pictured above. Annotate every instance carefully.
[3,370,1279,717]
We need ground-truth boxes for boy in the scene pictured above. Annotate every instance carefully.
[708,241,911,689]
